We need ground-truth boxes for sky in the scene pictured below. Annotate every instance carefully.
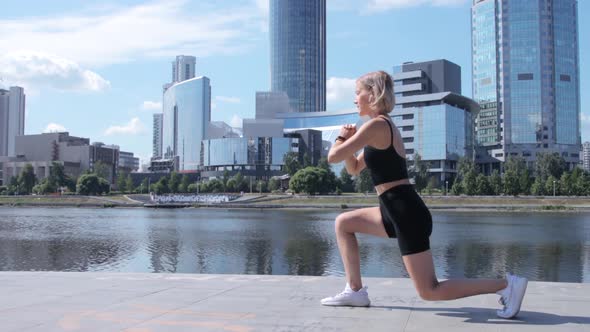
[0,0,588,165]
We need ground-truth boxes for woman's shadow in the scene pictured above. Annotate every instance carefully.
[370,305,590,326]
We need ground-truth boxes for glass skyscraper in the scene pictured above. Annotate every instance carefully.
[162,77,211,171]
[270,0,326,113]
[0,87,25,157]
[472,0,580,169]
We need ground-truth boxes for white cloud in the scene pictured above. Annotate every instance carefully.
[43,123,67,133]
[0,1,265,68]
[211,102,218,110]
[141,101,162,111]
[367,0,467,11]
[230,115,243,128]
[104,117,145,136]
[0,52,110,92]
[216,96,241,104]
[327,77,356,104]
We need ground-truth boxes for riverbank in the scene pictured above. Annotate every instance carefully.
[2,194,590,211]
[0,272,587,331]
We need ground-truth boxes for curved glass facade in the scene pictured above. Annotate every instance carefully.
[270,0,326,113]
[162,77,211,171]
[202,137,298,169]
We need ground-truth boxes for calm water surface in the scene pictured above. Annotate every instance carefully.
[0,207,589,282]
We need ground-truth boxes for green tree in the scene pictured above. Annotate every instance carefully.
[560,172,573,196]
[283,152,301,176]
[187,183,199,193]
[489,170,503,195]
[519,168,532,195]
[463,167,478,196]
[93,161,111,181]
[535,152,566,181]
[33,178,56,195]
[49,162,67,188]
[450,179,463,195]
[410,153,429,194]
[225,178,237,192]
[256,180,267,193]
[18,164,37,194]
[576,170,590,196]
[125,174,134,193]
[289,167,323,195]
[475,173,493,195]
[179,175,190,193]
[545,176,559,196]
[77,174,110,195]
[531,177,546,196]
[503,156,528,196]
[339,168,354,192]
[503,169,520,196]
[169,172,180,193]
[140,178,149,194]
[116,172,128,192]
[154,176,169,195]
[207,179,225,193]
[268,177,280,192]
[355,169,373,193]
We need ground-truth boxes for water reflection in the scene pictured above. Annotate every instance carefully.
[0,208,589,283]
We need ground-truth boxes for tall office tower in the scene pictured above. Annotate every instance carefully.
[255,91,290,119]
[172,55,196,83]
[152,113,163,159]
[162,76,211,171]
[472,0,580,172]
[0,86,25,157]
[270,0,326,113]
[582,142,590,172]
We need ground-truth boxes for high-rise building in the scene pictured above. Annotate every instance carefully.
[255,91,291,119]
[582,142,590,172]
[472,0,581,172]
[270,0,326,113]
[152,113,163,159]
[172,55,196,83]
[0,87,25,157]
[392,60,478,184]
[162,76,211,171]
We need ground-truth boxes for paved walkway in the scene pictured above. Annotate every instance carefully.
[0,272,588,331]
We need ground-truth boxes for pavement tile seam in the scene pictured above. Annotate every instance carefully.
[119,283,249,331]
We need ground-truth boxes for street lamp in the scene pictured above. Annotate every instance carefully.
[553,180,556,197]
[445,180,448,196]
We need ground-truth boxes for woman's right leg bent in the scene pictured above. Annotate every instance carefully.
[334,207,388,291]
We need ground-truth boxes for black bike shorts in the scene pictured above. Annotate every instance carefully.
[378,184,433,256]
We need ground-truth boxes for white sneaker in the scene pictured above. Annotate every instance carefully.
[321,284,371,307]
[497,273,528,319]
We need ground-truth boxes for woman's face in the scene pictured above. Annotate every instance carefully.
[354,81,372,117]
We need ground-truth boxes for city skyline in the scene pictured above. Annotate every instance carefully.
[0,0,588,164]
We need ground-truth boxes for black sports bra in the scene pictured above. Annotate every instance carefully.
[363,116,409,185]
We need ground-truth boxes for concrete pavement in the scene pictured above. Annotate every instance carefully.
[0,272,588,331]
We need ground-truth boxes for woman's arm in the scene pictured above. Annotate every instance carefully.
[327,120,377,175]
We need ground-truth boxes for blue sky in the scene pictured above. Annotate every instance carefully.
[0,0,588,164]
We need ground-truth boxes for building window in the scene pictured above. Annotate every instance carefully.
[517,73,534,80]
[560,74,571,82]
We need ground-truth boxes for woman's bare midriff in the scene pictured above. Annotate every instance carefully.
[375,178,411,196]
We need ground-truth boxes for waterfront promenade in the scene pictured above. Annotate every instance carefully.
[0,272,588,331]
